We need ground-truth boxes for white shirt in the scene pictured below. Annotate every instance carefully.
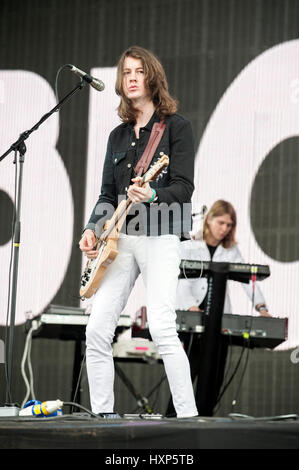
[176,239,266,314]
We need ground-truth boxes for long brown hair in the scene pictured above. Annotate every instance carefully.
[115,45,178,123]
[203,200,237,248]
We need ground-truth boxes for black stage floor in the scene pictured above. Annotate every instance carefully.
[0,413,299,450]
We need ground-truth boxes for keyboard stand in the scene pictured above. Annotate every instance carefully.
[196,263,229,416]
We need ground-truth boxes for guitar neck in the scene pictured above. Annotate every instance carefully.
[101,172,152,242]
[100,198,133,241]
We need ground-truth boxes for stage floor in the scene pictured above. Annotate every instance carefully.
[0,413,299,450]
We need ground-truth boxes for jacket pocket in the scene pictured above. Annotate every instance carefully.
[112,151,134,196]
[112,151,127,166]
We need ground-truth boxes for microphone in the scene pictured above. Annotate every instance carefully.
[67,64,105,92]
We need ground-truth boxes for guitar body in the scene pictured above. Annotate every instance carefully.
[79,155,169,299]
[79,221,120,299]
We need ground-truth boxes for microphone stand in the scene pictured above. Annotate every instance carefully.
[0,78,87,415]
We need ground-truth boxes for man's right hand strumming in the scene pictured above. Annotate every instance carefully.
[79,229,98,259]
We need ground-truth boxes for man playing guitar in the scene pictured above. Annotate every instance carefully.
[79,46,197,419]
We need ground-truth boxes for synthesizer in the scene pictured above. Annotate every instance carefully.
[175,310,288,349]
[30,304,132,341]
[179,260,270,282]
[30,305,287,350]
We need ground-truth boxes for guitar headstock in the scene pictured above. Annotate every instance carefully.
[143,154,169,183]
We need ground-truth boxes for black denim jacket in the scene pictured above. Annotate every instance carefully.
[85,112,195,237]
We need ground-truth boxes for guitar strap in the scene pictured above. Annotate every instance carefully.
[134,119,166,176]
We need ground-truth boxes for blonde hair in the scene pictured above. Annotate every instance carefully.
[202,200,237,248]
[115,45,178,123]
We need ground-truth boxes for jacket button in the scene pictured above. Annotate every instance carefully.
[131,142,136,146]
[127,163,132,168]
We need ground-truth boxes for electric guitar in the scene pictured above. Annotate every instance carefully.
[80,154,169,299]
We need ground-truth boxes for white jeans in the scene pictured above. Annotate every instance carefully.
[85,234,198,418]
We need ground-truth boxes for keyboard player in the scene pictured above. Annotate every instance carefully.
[176,200,271,317]
[166,200,271,417]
